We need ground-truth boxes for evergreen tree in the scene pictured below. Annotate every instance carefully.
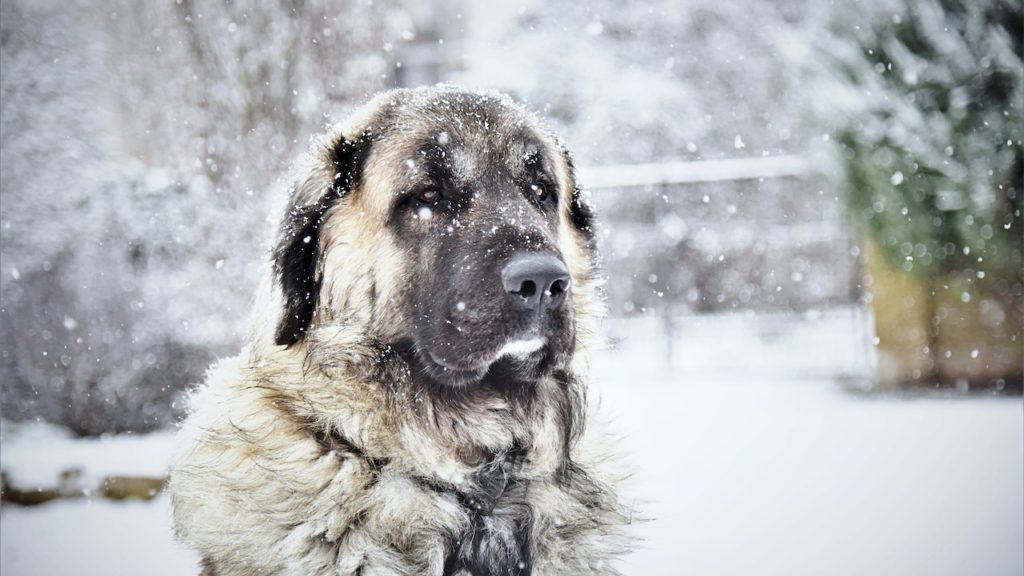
[822,0,1022,281]
[814,0,1023,385]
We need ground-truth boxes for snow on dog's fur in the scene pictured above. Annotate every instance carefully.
[170,86,634,576]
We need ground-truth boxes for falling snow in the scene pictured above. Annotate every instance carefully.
[0,0,1020,573]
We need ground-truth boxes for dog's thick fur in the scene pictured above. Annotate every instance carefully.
[170,86,633,576]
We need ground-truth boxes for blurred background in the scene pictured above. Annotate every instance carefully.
[0,0,1021,575]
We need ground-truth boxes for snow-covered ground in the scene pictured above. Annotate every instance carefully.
[2,309,1021,576]
[595,314,1023,576]
[1,495,198,576]
[0,423,198,575]
[0,421,176,489]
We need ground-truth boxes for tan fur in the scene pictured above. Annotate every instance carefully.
[170,86,633,576]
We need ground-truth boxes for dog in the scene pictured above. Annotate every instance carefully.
[169,85,634,576]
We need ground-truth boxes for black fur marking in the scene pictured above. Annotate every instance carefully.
[391,338,546,411]
[199,557,219,576]
[560,147,597,242]
[273,133,371,346]
[314,427,390,472]
[273,202,327,346]
[443,443,533,576]
[570,185,596,239]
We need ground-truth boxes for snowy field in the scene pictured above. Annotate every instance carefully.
[599,312,1023,576]
[2,309,1021,576]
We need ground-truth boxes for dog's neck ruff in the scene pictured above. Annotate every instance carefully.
[314,401,536,575]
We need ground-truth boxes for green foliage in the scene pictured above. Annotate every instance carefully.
[826,0,1022,279]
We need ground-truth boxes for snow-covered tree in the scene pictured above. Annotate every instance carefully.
[0,0,414,434]
[811,0,1023,384]
[819,0,1021,279]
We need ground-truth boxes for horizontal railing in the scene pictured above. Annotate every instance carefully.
[578,154,813,189]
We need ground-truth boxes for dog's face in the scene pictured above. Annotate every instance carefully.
[272,87,597,388]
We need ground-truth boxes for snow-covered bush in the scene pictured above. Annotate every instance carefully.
[816,0,1022,280]
[0,169,233,435]
[808,0,1023,385]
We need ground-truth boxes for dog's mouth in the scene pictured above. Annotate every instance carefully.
[411,336,550,388]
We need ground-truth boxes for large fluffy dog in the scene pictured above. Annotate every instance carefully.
[170,86,633,576]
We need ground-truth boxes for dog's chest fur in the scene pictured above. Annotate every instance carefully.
[433,444,534,576]
[319,425,535,575]
[171,353,631,576]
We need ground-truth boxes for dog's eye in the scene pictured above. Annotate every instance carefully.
[417,188,441,204]
[530,182,549,202]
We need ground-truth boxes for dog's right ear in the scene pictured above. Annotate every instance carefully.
[272,131,372,347]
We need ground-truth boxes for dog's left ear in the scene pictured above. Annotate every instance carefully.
[273,131,372,347]
[559,146,597,246]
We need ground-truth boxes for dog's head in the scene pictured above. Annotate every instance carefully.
[268,86,599,388]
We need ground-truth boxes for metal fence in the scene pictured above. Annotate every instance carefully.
[579,156,873,378]
[579,155,860,318]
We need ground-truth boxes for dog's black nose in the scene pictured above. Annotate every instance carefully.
[501,252,571,311]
